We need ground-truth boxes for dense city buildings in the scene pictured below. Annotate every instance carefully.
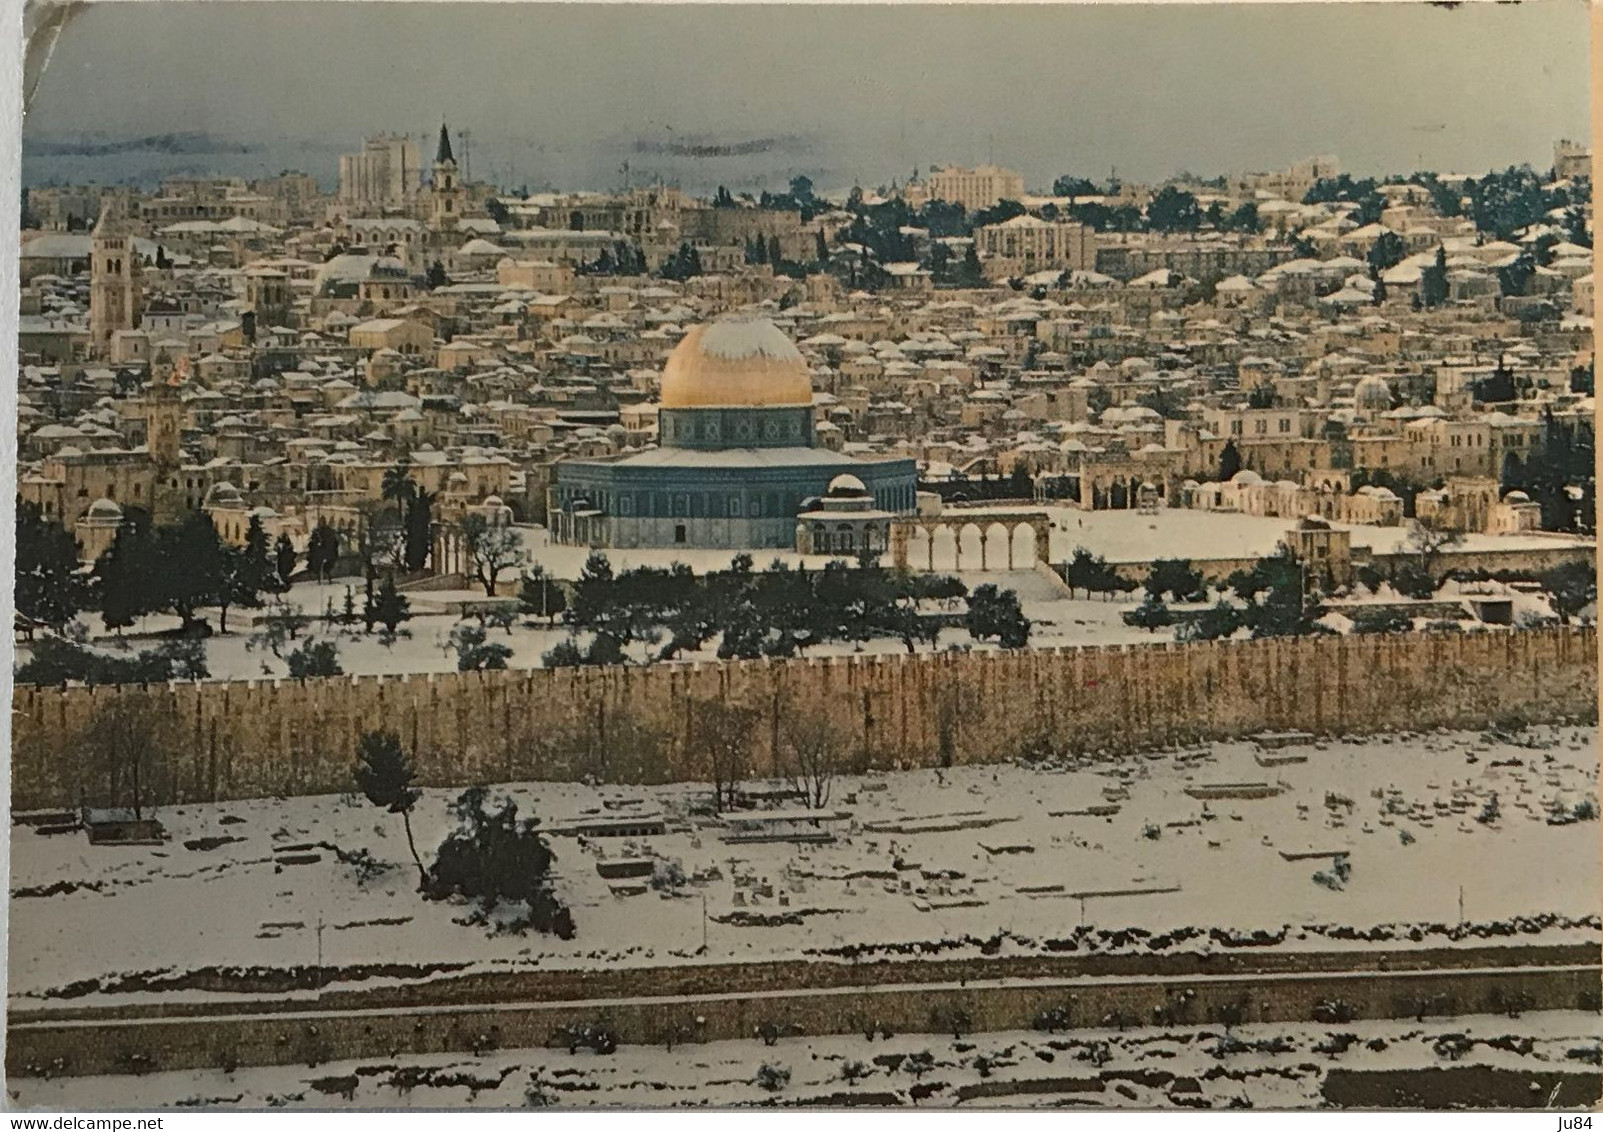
[15,130,1595,581]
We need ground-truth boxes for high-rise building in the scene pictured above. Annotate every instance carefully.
[338,133,421,207]
[911,164,1027,212]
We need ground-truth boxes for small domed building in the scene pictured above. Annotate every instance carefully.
[550,314,917,549]
[795,474,895,557]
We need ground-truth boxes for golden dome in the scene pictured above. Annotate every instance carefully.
[660,315,813,409]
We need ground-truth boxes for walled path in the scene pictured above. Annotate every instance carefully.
[9,943,1599,1079]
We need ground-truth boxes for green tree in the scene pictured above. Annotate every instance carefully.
[1543,561,1596,625]
[1225,202,1261,234]
[160,512,226,631]
[274,531,298,589]
[367,574,411,634]
[1180,600,1243,641]
[450,622,514,670]
[285,638,343,678]
[1421,247,1449,308]
[94,515,159,633]
[16,500,83,632]
[1146,186,1201,233]
[965,583,1031,648]
[424,786,574,937]
[955,245,985,288]
[1366,230,1406,273]
[425,260,449,290]
[1123,591,1174,633]
[1497,252,1536,297]
[519,566,567,625]
[1350,607,1413,635]
[1052,175,1099,198]
[354,730,426,886]
[307,523,341,583]
[1218,440,1243,483]
[1145,559,1204,601]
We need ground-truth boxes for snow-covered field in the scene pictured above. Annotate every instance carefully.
[10,726,1598,1007]
[21,507,1586,682]
[19,569,1167,681]
[12,1012,1600,1110]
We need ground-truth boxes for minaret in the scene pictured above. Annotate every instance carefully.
[430,122,463,233]
[89,199,141,357]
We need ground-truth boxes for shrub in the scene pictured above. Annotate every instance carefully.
[1033,1005,1073,1033]
[286,638,343,678]
[425,786,574,937]
[649,859,686,891]
[1312,999,1358,1024]
[551,1021,617,1055]
[754,1063,790,1093]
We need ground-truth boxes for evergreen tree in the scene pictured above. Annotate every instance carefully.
[94,517,159,633]
[16,500,84,632]
[1145,558,1204,601]
[1421,247,1449,308]
[425,260,449,290]
[367,575,412,634]
[1146,186,1201,233]
[274,531,298,589]
[964,584,1031,648]
[240,515,276,598]
[814,229,829,264]
[768,234,783,267]
[1497,252,1536,297]
[159,512,225,631]
[1123,591,1174,632]
[353,729,426,885]
[1226,201,1261,234]
[449,622,514,670]
[286,638,343,678]
[956,245,985,288]
[423,786,574,937]
[404,488,434,574]
[519,565,567,625]
[1366,230,1406,273]
[1180,600,1243,641]
[1218,439,1243,483]
[307,523,341,583]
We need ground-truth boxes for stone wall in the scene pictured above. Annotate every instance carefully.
[11,628,1596,811]
[1099,544,1596,586]
[9,959,1597,1079]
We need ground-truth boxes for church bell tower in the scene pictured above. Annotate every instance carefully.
[89,200,141,358]
[430,123,464,233]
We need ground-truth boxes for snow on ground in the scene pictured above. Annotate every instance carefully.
[20,569,1165,681]
[12,1012,1600,1110]
[23,507,1587,682]
[10,726,1597,1006]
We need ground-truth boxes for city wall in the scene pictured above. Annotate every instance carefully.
[10,627,1596,811]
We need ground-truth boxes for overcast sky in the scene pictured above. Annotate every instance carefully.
[21,1,1591,193]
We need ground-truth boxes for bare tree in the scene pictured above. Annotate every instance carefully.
[690,698,757,813]
[782,711,843,809]
[460,514,529,597]
[85,696,160,818]
[1405,514,1465,575]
